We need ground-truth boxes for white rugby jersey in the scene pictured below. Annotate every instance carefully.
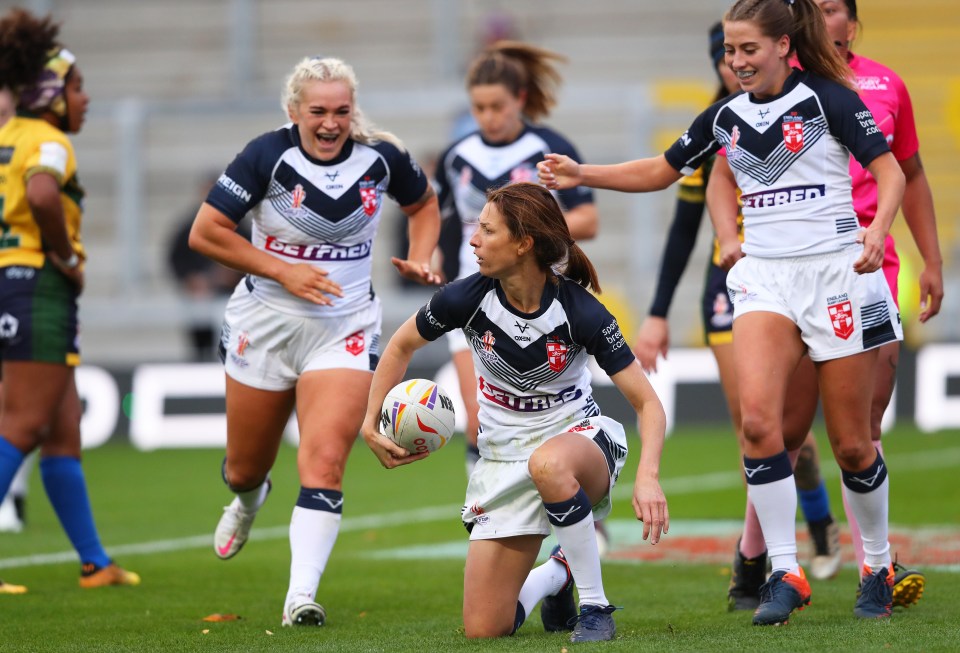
[416,273,634,460]
[665,69,890,258]
[206,125,428,317]
[435,125,593,279]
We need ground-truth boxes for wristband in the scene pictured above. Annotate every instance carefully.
[61,251,80,270]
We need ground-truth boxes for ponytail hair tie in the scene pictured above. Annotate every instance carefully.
[783,0,795,5]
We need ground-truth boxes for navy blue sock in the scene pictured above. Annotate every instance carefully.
[798,480,831,522]
[841,451,888,494]
[511,602,526,635]
[296,487,344,514]
[40,456,111,569]
[543,488,592,527]
[0,436,25,497]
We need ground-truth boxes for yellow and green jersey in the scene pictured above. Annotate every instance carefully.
[0,115,84,268]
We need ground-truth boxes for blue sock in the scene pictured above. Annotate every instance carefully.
[40,456,111,569]
[0,436,26,497]
[798,480,831,523]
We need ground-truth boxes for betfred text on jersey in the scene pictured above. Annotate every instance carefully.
[740,184,825,209]
[478,376,582,413]
[265,236,372,261]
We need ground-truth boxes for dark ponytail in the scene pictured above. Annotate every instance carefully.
[485,182,601,293]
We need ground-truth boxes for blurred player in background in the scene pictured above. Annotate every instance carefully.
[189,56,440,627]
[434,39,597,479]
[0,83,37,536]
[0,8,139,593]
[632,21,842,611]
[361,183,667,643]
[540,0,906,625]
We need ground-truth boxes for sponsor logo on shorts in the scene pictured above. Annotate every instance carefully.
[711,292,733,328]
[0,313,19,338]
[478,376,583,413]
[827,296,855,340]
[265,236,372,261]
[4,267,35,280]
[345,330,365,356]
[740,184,825,209]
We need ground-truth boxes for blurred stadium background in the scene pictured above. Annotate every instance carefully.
[4,0,959,431]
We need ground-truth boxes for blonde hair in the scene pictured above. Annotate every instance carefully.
[281,56,404,150]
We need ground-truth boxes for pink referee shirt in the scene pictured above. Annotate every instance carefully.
[848,52,920,301]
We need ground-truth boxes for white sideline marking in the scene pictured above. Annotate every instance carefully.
[2,446,959,571]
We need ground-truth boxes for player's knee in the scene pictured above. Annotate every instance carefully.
[528,445,573,490]
[463,614,513,639]
[222,460,268,492]
[832,441,874,471]
[740,413,776,446]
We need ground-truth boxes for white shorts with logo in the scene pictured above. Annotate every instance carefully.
[461,415,627,540]
[220,280,381,391]
[726,245,902,362]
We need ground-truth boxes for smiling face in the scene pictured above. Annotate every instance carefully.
[816,0,857,59]
[288,80,353,161]
[723,20,792,100]
[469,83,525,144]
[468,201,526,278]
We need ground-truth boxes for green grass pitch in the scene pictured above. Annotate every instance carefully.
[1,425,958,652]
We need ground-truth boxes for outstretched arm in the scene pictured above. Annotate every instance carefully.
[538,153,682,193]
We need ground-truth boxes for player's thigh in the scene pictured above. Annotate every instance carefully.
[732,311,805,443]
[815,350,878,470]
[295,368,372,488]
[224,374,295,485]
[709,341,741,435]
[463,535,542,638]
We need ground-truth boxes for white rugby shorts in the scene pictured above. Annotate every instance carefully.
[220,280,381,390]
[726,245,902,362]
[461,415,627,540]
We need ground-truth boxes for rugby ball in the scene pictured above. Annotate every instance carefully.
[379,379,456,454]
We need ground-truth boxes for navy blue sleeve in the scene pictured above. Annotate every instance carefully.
[663,101,726,175]
[378,141,429,207]
[415,273,492,341]
[204,131,284,223]
[809,75,891,168]
[535,127,594,210]
[561,282,635,376]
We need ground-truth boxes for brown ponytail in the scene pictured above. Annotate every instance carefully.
[485,182,601,293]
[465,41,566,123]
